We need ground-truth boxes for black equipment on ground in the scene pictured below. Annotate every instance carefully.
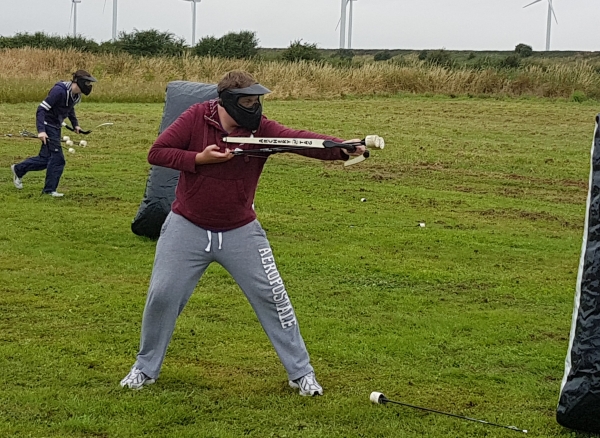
[556,114,600,434]
[130,81,218,239]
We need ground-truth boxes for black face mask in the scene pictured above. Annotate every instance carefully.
[76,78,93,96]
[219,91,263,131]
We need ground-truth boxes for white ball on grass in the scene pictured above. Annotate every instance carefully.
[79,140,87,147]
[63,136,70,141]
[68,148,75,154]
[65,140,74,147]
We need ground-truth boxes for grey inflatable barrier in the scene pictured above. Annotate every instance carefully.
[556,114,600,433]
[131,81,218,239]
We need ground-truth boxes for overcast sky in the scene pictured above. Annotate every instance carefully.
[0,0,598,52]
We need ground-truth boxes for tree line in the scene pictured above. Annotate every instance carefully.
[0,30,353,62]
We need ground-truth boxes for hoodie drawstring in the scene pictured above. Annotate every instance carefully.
[204,230,223,252]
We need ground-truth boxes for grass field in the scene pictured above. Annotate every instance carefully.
[0,96,597,437]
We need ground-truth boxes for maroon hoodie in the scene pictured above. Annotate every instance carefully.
[148,99,348,232]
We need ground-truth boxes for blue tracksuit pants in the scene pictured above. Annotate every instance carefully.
[13,125,65,193]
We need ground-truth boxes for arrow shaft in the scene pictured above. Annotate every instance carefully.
[381,397,526,433]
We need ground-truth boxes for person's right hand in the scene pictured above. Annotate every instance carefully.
[38,132,48,145]
[195,144,234,165]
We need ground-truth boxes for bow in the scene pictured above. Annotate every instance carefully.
[223,135,385,167]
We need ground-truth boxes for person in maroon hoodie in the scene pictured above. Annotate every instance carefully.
[120,70,365,396]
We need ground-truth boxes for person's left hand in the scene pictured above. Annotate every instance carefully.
[75,126,82,134]
[343,139,366,156]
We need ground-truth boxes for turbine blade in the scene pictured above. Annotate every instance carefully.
[336,0,349,31]
[548,0,558,23]
[335,15,342,31]
[69,1,74,31]
[523,0,542,8]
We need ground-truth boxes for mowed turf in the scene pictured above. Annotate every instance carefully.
[0,96,597,437]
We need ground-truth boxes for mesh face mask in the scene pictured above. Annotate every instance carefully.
[219,83,271,131]
[74,74,97,96]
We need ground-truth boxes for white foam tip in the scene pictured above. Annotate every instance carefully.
[364,135,385,149]
[364,135,377,148]
[370,392,385,404]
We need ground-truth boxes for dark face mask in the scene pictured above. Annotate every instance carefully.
[76,78,93,96]
[220,91,263,131]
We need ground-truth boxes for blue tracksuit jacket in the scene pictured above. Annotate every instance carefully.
[36,81,81,133]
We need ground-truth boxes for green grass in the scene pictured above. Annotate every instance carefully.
[0,96,597,437]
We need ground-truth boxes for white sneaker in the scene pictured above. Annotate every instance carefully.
[44,191,64,197]
[289,371,323,396]
[11,164,22,189]
[120,366,156,389]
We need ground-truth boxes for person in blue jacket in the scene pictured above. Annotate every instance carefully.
[10,70,97,197]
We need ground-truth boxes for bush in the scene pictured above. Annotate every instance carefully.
[418,50,428,61]
[0,32,99,52]
[194,31,259,59]
[570,90,587,103]
[281,40,321,62]
[373,51,392,62]
[97,40,122,54]
[220,31,259,59]
[333,49,355,60]
[426,49,454,68]
[327,49,355,67]
[193,36,221,57]
[515,43,533,58]
[498,54,521,69]
[119,29,186,57]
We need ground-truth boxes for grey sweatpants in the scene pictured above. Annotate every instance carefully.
[134,212,313,381]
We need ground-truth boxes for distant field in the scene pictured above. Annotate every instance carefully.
[263,46,600,62]
[0,96,598,437]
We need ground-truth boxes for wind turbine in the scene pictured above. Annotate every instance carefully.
[523,0,558,51]
[70,0,82,38]
[103,0,118,41]
[338,0,347,49]
[182,0,202,46]
[348,0,357,49]
[337,0,358,49]
[112,0,118,42]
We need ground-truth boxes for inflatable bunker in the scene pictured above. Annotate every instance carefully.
[557,114,600,433]
[131,81,218,239]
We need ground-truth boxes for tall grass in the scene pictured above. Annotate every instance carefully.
[1,48,599,103]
